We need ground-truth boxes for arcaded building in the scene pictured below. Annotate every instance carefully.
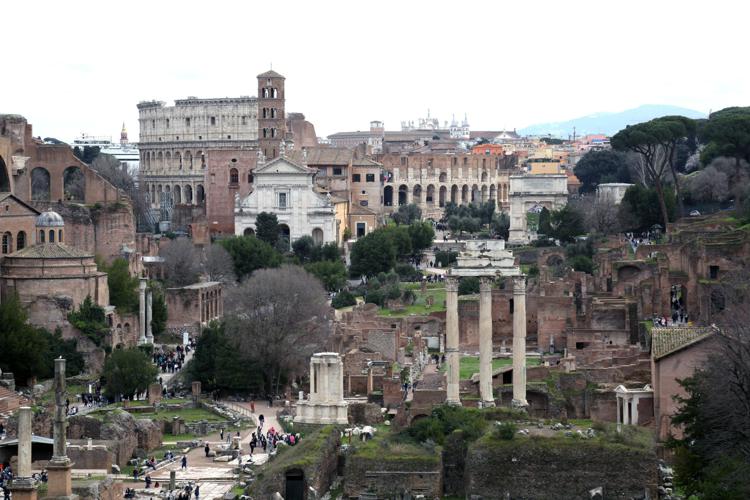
[378,151,517,219]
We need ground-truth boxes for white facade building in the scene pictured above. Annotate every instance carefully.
[234,155,337,246]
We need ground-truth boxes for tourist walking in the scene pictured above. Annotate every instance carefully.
[181,455,187,470]
[204,443,210,457]
[250,433,257,455]
[194,485,200,498]
[220,428,224,441]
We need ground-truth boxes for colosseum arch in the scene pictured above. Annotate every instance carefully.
[461,185,469,204]
[481,185,488,203]
[439,171,447,183]
[196,184,205,204]
[451,184,458,204]
[165,152,172,169]
[398,184,408,206]
[481,170,488,182]
[471,184,479,203]
[439,186,447,207]
[175,151,182,169]
[173,185,182,204]
[489,184,497,203]
[157,152,163,168]
[186,151,193,169]
[0,156,9,193]
[426,184,435,205]
[412,184,422,205]
[31,167,51,200]
[185,185,193,204]
[63,166,85,201]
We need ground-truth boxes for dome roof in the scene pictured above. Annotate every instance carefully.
[36,211,65,227]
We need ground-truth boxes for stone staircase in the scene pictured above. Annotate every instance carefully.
[0,385,30,421]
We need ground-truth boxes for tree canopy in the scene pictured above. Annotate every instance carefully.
[349,229,397,277]
[218,235,281,279]
[573,149,633,192]
[101,258,139,314]
[392,203,422,225]
[699,107,750,174]
[255,212,280,246]
[102,348,158,400]
[612,116,695,226]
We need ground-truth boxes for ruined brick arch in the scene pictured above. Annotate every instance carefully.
[0,155,10,192]
[31,167,51,200]
[63,166,85,201]
[546,253,564,267]
[617,264,641,281]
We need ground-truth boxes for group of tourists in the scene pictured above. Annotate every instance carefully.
[153,344,190,374]
[0,464,13,500]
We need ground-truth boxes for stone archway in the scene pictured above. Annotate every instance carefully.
[312,227,324,245]
[384,185,394,207]
[398,184,408,206]
[439,186,447,207]
[0,156,10,193]
[31,167,51,200]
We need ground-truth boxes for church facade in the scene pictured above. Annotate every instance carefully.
[234,155,337,246]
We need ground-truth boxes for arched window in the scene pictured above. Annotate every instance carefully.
[312,228,324,245]
[2,232,12,254]
[248,173,254,183]
[49,229,55,243]
[185,185,193,204]
[58,229,63,243]
[196,184,205,204]
[17,231,26,250]
[229,168,239,184]
[63,166,85,201]
[173,185,182,204]
[39,230,45,243]
[31,167,51,200]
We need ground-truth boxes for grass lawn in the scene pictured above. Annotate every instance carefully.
[441,356,542,379]
[379,284,446,316]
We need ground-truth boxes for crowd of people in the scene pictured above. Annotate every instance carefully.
[0,464,12,500]
[153,343,191,374]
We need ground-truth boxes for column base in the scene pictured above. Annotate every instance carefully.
[480,400,496,408]
[445,398,462,406]
[10,478,38,500]
[511,399,528,410]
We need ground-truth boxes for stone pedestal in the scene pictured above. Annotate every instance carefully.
[148,383,162,405]
[45,461,75,499]
[512,276,528,407]
[10,478,37,500]
[445,277,461,405]
[295,353,348,424]
[479,278,495,407]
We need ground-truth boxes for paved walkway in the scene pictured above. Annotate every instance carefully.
[122,400,285,499]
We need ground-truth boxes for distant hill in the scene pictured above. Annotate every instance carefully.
[518,104,706,138]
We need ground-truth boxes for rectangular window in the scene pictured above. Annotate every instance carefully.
[186,118,191,126]
[356,222,366,238]
[278,192,287,209]
[352,174,361,182]
[333,167,342,176]
[210,117,216,126]
[366,173,375,182]
[166,119,170,128]
[400,157,407,166]
[709,265,719,280]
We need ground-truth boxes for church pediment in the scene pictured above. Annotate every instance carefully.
[254,156,312,175]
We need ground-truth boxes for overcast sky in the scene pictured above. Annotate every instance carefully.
[3,0,748,142]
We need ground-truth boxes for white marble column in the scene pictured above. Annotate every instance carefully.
[445,277,461,405]
[512,276,528,407]
[479,277,495,407]
[146,289,154,344]
[138,278,147,344]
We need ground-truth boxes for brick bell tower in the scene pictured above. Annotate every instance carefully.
[257,69,286,160]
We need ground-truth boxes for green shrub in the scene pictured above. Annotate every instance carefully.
[494,421,517,440]
[568,255,594,274]
[395,263,422,281]
[458,277,480,295]
[385,284,402,300]
[435,250,458,268]
[331,291,356,309]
